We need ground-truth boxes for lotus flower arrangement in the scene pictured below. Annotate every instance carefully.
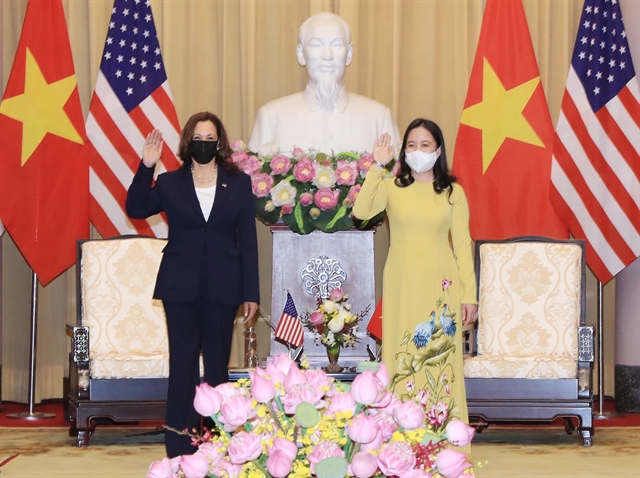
[229,140,398,235]
[147,354,476,478]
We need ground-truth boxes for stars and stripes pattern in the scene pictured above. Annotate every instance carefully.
[86,0,181,238]
[550,0,640,283]
[274,292,304,348]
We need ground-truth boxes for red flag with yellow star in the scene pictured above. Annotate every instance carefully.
[0,0,88,285]
[452,0,568,240]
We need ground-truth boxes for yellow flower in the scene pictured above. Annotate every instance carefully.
[290,461,311,478]
[391,430,406,442]
[405,428,426,444]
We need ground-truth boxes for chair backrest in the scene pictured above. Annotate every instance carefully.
[77,236,168,359]
[475,237,585,359]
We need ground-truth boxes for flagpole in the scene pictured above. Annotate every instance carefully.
[593,280,623,420]
[6,271,55,420]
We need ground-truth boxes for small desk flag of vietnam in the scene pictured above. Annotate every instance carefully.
[0,0,88,285]
[274,292,304,348]
[452,0,568,241]
[367,298,383,341]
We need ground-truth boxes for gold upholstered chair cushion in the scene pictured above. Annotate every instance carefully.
[81,237,169,379]
[463,242,583,380]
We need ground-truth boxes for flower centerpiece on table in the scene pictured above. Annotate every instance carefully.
[148,354,477,478]
[229,140,399,235]
[301,288,371,373]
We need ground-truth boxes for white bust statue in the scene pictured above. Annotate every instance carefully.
[248,12,400,155]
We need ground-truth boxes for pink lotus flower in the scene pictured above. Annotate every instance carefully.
[270,155,292,175]
[357,153,374,172]
[360,427,385,452]
[230,140,245,152]
[269,438,298,461]
[372,411,398,441]
[240,155,262,176]
[309,311,324,325]
[251,173,274,198]
[219,394,255,432]
[307,441,345,474]
[351,370,381,405]
[283,363,307,393]
[351,451,379,478]
[305,368,332,390]
[372,390,393,409]
[265,361,286,386]
[293,157,316,182]
[374,362,390,388]
[406,381,415,392]
[249,371,276,403]
[377,441,416,476]
[459,474,475,478]
[282,382,324,414]
[218,461,243,478]
[179,454,209,478]
[197,442,225,467]
[329,288,344,301]
[300,192,314,206]
[393,400,426,430]
[335,160,358,186]
[347,184,361,204]
[375,395,402,416]
[266,450,292,478]
[435,449,472,478]
[230,150,250,167]
[281,204,293,214]
[147,458,177,478]
[327,392,357,415]
[309,207,321,219]
[348,412,380,444]
[227,431,262,464]
[442,278,452,291]
[427,402,449,427]
[314,188,340,211]
[445,419,476,447]
[193,382,223,417]
[292,147,304,160]
[272,352,295,375]
[215,382,240,400]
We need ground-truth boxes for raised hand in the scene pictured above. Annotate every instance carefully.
[373,132,394,166]
[142,129,163,168]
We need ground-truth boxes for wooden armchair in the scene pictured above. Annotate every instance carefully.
[463,236,594,446]
[66,236,169,446]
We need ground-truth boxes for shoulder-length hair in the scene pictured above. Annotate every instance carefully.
[395,118,456,199]
[177,111,237,172]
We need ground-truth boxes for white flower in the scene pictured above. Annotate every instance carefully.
[326,331,336,346]
[312,164,337,188]
[337,307,352,323]
[323,300,338,313]
[270,180,297,207]
[328,317,345,333]
[258,140,280,160]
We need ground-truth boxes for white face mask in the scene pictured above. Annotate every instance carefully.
[405,149,439,173]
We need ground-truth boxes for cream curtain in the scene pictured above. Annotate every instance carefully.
[1,0,625,402]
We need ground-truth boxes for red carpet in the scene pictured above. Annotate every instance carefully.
[0,400,165,428]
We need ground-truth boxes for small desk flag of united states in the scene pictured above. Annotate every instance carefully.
[274,292,304,348]
[86,0,181,239]
[550,0,640,283]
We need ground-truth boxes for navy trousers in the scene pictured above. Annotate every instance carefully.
[162,295,238,458]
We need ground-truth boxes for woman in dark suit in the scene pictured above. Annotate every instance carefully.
[126,111,259,458]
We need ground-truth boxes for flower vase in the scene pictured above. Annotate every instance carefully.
[326,344,343,373]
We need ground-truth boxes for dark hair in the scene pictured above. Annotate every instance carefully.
[395,118,456,198]
[178,111,237,172]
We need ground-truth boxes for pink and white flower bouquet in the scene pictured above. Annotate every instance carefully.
[229,140,398,235]
[148,355,476,478]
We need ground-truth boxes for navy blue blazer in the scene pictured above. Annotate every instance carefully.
[126,161,260,305]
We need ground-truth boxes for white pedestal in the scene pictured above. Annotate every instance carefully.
[270,226,376,367]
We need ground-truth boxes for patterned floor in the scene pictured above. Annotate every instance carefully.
[0,426,638,477]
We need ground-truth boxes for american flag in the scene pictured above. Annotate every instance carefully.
[274,292,304,348]
[86,0,181,238]
[550,0,640,283]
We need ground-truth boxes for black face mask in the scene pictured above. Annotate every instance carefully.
[189,140,218,165]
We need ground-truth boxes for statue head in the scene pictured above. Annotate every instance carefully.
[296,12,354,112]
